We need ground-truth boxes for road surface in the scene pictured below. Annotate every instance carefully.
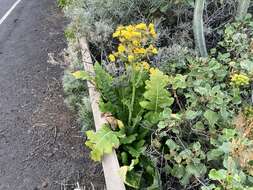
[0,0,104,189]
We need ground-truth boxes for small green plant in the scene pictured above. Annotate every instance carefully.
[76,23,168,189]
[57,0,71,8]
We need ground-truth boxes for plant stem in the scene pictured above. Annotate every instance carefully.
[128,83,136,126]
[128,70,136,126]
[236,0,250,21]
[193,0,208,57]
[173,89,183,110]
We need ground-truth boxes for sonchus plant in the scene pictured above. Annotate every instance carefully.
[78,23,174,189]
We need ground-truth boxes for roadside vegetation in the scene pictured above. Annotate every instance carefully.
[58,0,253,189]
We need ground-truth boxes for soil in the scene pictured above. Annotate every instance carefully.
[0,0,105,189]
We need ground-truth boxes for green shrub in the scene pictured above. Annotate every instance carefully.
[79,17,253,189]
[59,0,253,189]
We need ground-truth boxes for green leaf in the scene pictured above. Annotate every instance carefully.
[143,111,163,124]
[204,110,219,127]
[186,163,207,177]
[185,110,200,120]
[165,139,180,151]
[121,152,128,165]
[85,124,120,161]
[248,160,253,166]
[119,159,141,189]
[72,70,92,80]
[170,74,187,89]
[140,70,174,112]
[125,170,142,189]
[219,142,232,154]
[94,63,121,113]
[208,169,227,180]
[171,164,185,179]
[125,145,144,158]
[207,149,224,161]
[193,121,205,131]
[240,59,253,73]
[120,134,138,144]
[222,128,236,140]
[192,142,201,152]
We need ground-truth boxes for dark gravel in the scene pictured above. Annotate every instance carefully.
[0,0,104,189]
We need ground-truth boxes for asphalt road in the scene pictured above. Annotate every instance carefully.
[0,0,104,189]
[0,0,17,18]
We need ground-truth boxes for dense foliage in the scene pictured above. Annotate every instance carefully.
[59,0,253,189]
[62,0,240,56]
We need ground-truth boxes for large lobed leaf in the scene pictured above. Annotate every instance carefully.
[140,70,174,112]
[85,124,120,161]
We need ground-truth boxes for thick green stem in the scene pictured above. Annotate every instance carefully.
[128,70,136,126]
[128,83,136,126]
[193,0,208,57]
[236,0,250,20]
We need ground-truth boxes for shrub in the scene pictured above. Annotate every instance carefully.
[75,18,253,189]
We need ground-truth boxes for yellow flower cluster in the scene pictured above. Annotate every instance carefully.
[149,68,160,76]
[231,73,250,86]
[108,23,158,66]
[134,61,151,71]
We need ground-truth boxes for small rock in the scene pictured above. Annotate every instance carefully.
[42,181,48,188]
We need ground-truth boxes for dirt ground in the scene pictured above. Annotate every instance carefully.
[0,0,104,189]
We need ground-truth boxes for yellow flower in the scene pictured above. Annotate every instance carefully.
[152,47,158,54]
[109,54,116,62]
[112,31,120,38]
[136,23,147,30]
[119,37,125,42]
[121,30,130,40]
[148,45,158,54]
[149,68,159,75]
[131,32,142,39]
[148,24,157,38]
[132,40,140,46]
[231,73,250,86]
[126,25,134,32]
[116,25,124,31]
[128,55,135,62]
[141,61,150,70]
[148,23,155,31]
[118,44,126,53]
[150,30,157,38]
[134,48,146,54]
